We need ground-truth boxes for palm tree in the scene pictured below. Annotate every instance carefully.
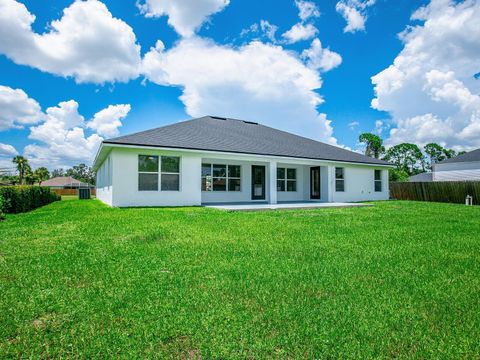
[34,167,50,185]
[12,156,29,185]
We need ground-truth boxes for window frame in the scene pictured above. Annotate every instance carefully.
[201,163,242,192]
[374,169,382,192]
[138,155,181,192]
[138,155,159,191]
[335,167,345,192]
[277,167,297,192]
[160,156,181,192]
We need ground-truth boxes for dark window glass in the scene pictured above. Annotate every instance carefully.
[375,181,382,192]
[202,163,212,177]
[335,167,344,179]
[287,180,297,192]
[161,156,179,173]
[139,173,158,191]
[213,177,226,191]
[336,180,345,192]
[213,164,226,177]
[228,165,241,178]
[374,170,381,181]
[277,180,285,191]
[139,155,158,172]
[161,174,179,191]
[277,168,285,179]
[287,168,296,180]
[228,178,241,191]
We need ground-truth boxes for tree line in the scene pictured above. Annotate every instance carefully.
[0,156,95,186]
[358,133,465,181]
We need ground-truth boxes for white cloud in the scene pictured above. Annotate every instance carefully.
[336,0,375,33]
[0,85,43,131]
[24,100,130,168]
[348,121,359,130]
[295,0,320,21]
[372,0,480,150]
[142,37,337,144]
[282,23,318,44]
[302,38,342,72]
[87,104,131,138]
[0,143,18,156]
[240,20,278,43]
[0,0,141,83]
[137,0,230,37]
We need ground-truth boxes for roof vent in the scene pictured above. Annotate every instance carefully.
[243,120,258,125]
[210,116,227,120]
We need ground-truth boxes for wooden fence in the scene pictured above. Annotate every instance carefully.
[50,188,96,196]
[390,181,479,205]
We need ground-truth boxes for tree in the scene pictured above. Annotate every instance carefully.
[443,148,457,159]
[66,163,95,185]
[34,167,50,185]
[24,169,37,185]
[389,168,410,182]
[358,133,385,159]
[12,156,30,185]
[384,143,424,175]
[51,168,65,178]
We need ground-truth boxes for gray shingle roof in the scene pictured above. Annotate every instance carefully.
[409,172,433,182]
[104,116,390,166]
[438,148,480,164]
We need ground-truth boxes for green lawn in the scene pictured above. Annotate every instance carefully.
[1,200,479,358]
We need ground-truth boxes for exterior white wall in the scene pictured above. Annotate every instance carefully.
[94,145,391,207]
[96,153,113,206]
[109,147,202,207]
[433,161,480,181]
[331,166,389,202]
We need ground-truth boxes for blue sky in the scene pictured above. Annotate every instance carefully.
[0,0,479,169]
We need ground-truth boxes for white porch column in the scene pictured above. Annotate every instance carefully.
[269,161,277,204]
[327,165,335,202]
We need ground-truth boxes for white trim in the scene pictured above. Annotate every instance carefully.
[95,143,393,169]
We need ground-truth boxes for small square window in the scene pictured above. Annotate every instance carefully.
[202,163,212,177]
[277,168,285,179]
[162,156,179,173]
[277,180,285,191]
[213,177,226,191]
[335,180,345,192]
[228,165,241,178]
[161,173,179,191]
[213,164,226,177]
[335,167,344,180]
[287,180,296,192]
[139,173,158,191]
[228,178,241,191]
[374,170,382,181]
[139,155,158,172]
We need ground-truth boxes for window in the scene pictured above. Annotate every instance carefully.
[202,164,241,191]
[335,167,345,192]
[374,170,382,192]
[138,155,180,191]
[277,167,297,192]
[139,155,159,191]
[161,156,180,191]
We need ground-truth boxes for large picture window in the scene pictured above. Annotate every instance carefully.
[138,155,159,191]
[138,155,180,191]
[374,170,382,192]
[335,167,345,192]
[202,164,241,191]
[277,167,297,192]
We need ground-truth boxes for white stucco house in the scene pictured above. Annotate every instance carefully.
[93,116,392,207]
[433,148,480,181]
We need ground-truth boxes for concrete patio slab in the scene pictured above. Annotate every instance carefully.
[204,202,373,211]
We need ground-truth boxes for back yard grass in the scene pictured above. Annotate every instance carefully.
[0,200,479,358]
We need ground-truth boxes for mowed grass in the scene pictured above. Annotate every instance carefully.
[0,200,479,358]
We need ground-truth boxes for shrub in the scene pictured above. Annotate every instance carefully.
[0,194,5,220]
[0,186,60,215]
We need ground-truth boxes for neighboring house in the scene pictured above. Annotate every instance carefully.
[409,172,433,182]
[433,148,480,182]
[93,116,392,207]
[41,176,91,189]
